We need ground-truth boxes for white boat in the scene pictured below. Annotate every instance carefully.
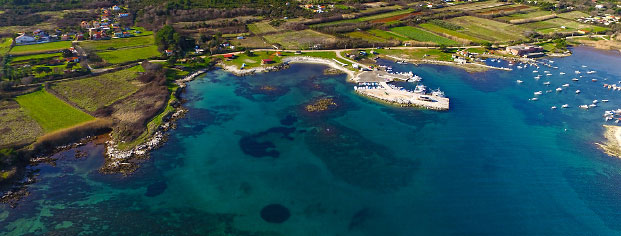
[544,71,550,73]
[551,106,557,109]
[516,80,523,84]
[581,65,587,68]
[530,97,539,101]
[589,104,597,108]
[413,84,427,94]
[580,105,589,109]
[593,100,598,104]
[592,79,598,82]
[560,72,566,75]
[562,84,569,87]
[587,70,596,74]
[543,81,551,85]
[575,71,581,74]
[556,88,563,92]
[572,78,579,81]
[553,66,558,69]
[533,70,538,73]
[517,66,523,69]
[431,88,445,97]
[549,60,555,63]
[546,73,553,76]
[562,104,570,108]
[576,90,581,94]
[602,100,609,102]
[534,91,543,95]
[534,76,541,80]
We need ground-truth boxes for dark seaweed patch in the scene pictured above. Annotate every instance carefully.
[239,127,296,158]
[305,122,417,191]
[260,204,291,223]
[145,181,167,197]
[280,115,298,126]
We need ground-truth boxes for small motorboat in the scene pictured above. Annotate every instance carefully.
[575,90,581,94]
[551,106,557,109]
[556,88,563,92]
[562,104,570,108]
[580,105,589,109]
[592,79,598,82]
[593,100,598,104]
[534,91,543,95]
[544,81,551,85]
[587,71,596,74]
[575,71,581,74]
[533,70,538,73]
[582,65,587,68]
[516,80,523,84]
[602,100,609,102]
[572,78,579,81]
[589,104,597,108]
[560,72,566,75]
[530,97,539,101]
[562,84,570,87]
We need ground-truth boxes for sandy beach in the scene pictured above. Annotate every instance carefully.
[220,56,356,80]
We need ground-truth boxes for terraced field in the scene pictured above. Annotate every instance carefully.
[391,26,457,45]
[0,38,12,55]
[248,22,278,34]
[312,9,412,27]
[522,18,608,34]
[497,10,555,21]
[557,11,589,20]
[447,16,526,42]
[346,31,388,43]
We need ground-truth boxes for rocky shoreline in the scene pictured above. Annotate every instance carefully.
[596,125,621,158]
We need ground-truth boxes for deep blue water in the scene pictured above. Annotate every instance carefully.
[2,47,621,235]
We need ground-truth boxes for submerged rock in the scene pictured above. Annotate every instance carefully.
[305,97,337,113]
[145,181,167,197]
[260,204,291,223]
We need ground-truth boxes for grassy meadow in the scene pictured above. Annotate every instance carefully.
[10,41,72,55]
[391,26,458,45]
[15,89,94,132]
[0,100,44,147]
[96,46,160,64]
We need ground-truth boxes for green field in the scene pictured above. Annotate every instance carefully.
[390,26,458,45]
[15,89,94,132]
[346,31,388,43]
[10,41,72,55]
[418,23,484,43]
[10,53,62,63]
[448,16,526,42]
[0,101,44,147]
[0,38,12,55]
[523,18,608,34]
[557,11,589,20]
[50,66,145,111]
[313,9,412,27]
[376,48,454,61]
[96,46,160,64]
[263,30,336,49]
[248,22,278,34]
[367,29,409,41]
[79,36,154,51]
[496,10,554,20]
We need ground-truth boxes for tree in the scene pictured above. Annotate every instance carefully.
[480,41,492,50]
[35,66,52,74]
[438,44,449,53]
[61,49,74,58]
[245,49,254,56]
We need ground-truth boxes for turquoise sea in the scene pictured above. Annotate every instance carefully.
[2,47,621,235]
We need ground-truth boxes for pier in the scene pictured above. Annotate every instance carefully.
[354,71,449,110]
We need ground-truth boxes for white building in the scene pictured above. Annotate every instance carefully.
[15,35,36,44]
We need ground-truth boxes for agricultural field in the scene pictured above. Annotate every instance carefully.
[557,11,589,20]
[475,5,536,16]
[523,18,608,34]
[367,29,409,41]
[10,53,62,64]
[0,38,12,55]
[443,1,510,11]
[15,89,94,132]
[230,36,268,49]
[221,51,287,68]
[447,16,526,42]
[248,21,278,34]
[346,31,389,43]
[390,26,458,45]
[0,100,44,147]
[496,10,555,21]
[263,29,336,49]
[9,41,72,55]
[376,48,454,62]
[79,36,154,51]
[96,46,160,64]
[50,66,145,112]
[312,9,412,27]
[418,23,485,43]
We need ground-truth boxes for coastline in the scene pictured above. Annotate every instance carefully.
[220,56,356,81]
[597,125,621,158]
[382,55,511,73]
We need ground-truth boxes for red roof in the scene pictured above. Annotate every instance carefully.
[262,59,273,62]
[223,54,235,58]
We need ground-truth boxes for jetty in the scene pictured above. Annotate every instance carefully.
[354,71,449,110]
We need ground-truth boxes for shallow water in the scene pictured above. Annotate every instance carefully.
[2,47,621,235]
